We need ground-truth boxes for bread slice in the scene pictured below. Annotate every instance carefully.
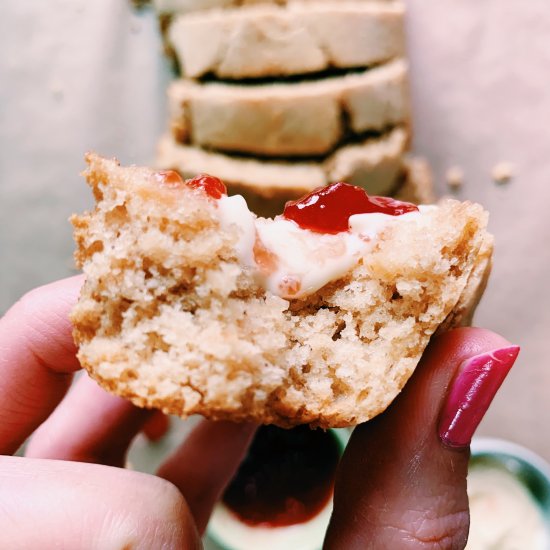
[71,154,491,428]
[155,0,397,17]
[396,156,436,205]
[169,59,409,156]
[154,0,280,16]
[157,128,410,215]
[168,2,405,79]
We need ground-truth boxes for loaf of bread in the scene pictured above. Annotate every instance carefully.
[157,127,409,215]
[395,157,436,205]
[154,0,279,15]
[155,0,424,214]
[168,2,405,79]
[169,60,409,156]
[155,0,396,17]
[71,154,492,428]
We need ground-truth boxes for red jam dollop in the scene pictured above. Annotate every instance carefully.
[154,170,185,188]
[154,171,227,199]
[283,182,419,234]
[186,173,227,199]
[222,426,341,528]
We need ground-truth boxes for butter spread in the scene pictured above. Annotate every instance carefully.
[467,463,549,549]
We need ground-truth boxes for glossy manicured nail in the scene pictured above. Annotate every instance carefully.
[439,346,520,448]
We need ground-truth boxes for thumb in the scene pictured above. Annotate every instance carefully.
[324,327,519,549]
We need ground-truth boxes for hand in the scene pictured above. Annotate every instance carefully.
[325,323,518,548]
[0,277,518,549]
[0,276,256,548]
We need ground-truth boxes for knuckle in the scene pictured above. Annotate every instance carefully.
[147,475,189,518]
[14,286,50,323]
[5,282,78,373]
[99,472,195,549]
[389,506,469,550]
[7,287,49,341]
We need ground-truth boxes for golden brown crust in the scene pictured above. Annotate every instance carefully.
[438,232,494,331]
[72,154,491,428]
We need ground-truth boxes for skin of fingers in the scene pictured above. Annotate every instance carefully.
[1,276,253,538]
[157,420,258,534]
[3,277,507,549]
[0,276,83,455]
[324,327,512,550]
[0,456,201,550]
[25,374,155,467]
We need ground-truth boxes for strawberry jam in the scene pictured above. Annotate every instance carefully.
[186,174,227,199]
[222,426,341,528]
[154,171,227,199]
[283,182,419,234]
[154,170,185,188]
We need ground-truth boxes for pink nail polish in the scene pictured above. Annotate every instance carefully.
[439,346,520,448]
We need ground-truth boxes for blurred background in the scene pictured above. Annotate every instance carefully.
[0,0,549,472]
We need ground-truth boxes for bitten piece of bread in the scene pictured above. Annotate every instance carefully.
[71,154,492,428]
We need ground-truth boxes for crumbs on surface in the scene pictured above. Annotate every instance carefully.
[491,162,515,184]
[446,166,465,190]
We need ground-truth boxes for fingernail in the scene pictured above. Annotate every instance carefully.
[439,346,520,448]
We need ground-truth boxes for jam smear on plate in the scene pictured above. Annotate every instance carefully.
[283,182,419,234]
[222,426,341,528]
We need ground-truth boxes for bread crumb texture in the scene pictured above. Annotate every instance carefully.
[72,154,492,428]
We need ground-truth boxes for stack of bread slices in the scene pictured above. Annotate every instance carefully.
[154,0,434,215]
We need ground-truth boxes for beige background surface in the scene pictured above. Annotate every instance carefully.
[1,0,549,460]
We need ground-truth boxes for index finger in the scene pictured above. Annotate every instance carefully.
[0,276,83,455]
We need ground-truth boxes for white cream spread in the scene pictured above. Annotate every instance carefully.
[217,194,257,266]
[467,463,549,550]
[218,195,426,299]
[254,217,368,298]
